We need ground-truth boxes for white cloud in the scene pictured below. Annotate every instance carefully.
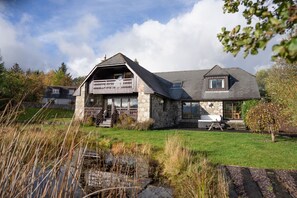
[39,14,100,76]
[0,13,47,70]
[254,64,271,73]
[0,0,275,77]
[99,0,274,74]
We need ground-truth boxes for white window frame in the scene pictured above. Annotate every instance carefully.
[209,79,225,89]
[52,88,60,94]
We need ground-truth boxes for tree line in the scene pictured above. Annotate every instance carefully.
[0,62,85,104]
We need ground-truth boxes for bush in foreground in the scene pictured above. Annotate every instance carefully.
[246,102,283,142]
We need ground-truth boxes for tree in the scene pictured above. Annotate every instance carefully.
[255,69,269,98]
[72,76,85,86]
[246,102,282,142]
[217,0,297,62]
[265,59,297,125]
[0,62,5,74]
[52,63,72,86]
[59,62,67,74]
[10,63,23,74]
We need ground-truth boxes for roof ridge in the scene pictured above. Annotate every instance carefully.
[227,67,256,77]
[204,65,229,77]
[154,69,210,74]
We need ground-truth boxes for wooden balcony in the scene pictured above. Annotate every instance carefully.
[89,78,136,94]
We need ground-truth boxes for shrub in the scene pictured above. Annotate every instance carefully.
[241,99,259,124]
[246,102,283,142]
[116,113,136,129]
[116,114,154,131]
[84,116,95,126]
[134,118,155,131]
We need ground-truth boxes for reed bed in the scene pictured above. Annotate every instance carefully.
[0,101,88,197]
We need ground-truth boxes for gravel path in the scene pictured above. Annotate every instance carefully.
[224,166,297,198]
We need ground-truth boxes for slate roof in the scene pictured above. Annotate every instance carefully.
[75,53,260,101]
[155,67,260,100]
[204,65,230,77]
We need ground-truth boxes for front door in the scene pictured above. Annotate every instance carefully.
[104,98,113,118]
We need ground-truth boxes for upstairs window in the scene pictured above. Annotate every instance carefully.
[172,82,183,89]
[209,79,224,89]
[68,89,74,95]
[52,88,60,94]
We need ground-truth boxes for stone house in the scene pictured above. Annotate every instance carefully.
[74,53,260,128]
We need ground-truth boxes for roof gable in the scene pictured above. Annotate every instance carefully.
[119,54,171,98]
[204,65,229,77]
[74,53,171,98]
[97,53,127,67]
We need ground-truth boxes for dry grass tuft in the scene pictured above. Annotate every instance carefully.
[161,135,228,198]
[111,142,152,156]
[163,135,191,177]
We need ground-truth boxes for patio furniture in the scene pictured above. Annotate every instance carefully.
[208,121,223,131]
[198,115,223,131]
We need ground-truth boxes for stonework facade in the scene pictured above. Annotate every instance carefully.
[75,84,86,120]
[136,78,150,122]
[137,92,151,122]
[200,101,223,116]
[150,95,179,128]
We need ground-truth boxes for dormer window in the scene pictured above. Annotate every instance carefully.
[209,79,225,89]
[172,82,183,89]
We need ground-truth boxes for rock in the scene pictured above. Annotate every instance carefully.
[138,185,173,198]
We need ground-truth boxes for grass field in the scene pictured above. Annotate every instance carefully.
[83,127,297,170]
[17,107,74,122]
[16,107,297,170]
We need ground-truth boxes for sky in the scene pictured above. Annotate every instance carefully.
[0,0,277,77]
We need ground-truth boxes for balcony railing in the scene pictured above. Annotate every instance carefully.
[90,78,135,94]
[84,107,137,120]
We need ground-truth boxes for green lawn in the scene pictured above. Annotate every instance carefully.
[83,127,297,170]
[18,107,74,122]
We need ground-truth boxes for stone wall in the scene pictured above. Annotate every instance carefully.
[136,77,180,128]
[74,84,86,120]
[150,95,179,128]
[200,101,223,116]
[137,78,151,122]
[137,92,151,122]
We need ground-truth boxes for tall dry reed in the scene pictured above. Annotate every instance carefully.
[0,101,88,197]
[162,135,228,198]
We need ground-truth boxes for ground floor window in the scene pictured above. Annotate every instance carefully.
[223,101,242,119]
[182,102,199,119]
[105,96,138,109]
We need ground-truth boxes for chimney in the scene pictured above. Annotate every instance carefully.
[101,54,107,62]
[134,58,139,64]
